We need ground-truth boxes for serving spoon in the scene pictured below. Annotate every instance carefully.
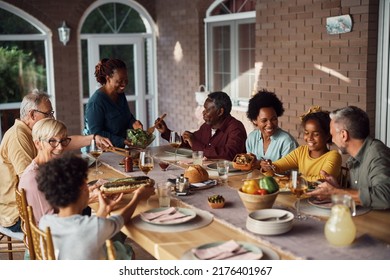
[147,113,167,134]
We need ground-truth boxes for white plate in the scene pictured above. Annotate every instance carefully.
[140,207,196,225]
[206,162,240,173]
[165,148,193,157]
[181,241,280,260]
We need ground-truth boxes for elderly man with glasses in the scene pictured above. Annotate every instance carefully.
[0,90,112,233]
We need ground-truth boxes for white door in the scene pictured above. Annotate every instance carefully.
[86,35,147,124]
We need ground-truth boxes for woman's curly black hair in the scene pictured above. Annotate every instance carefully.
[301,111,332,144]
[246,89,284,121]
[37,153,89,208]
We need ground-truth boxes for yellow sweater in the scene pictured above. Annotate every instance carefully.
[273,145,342,182]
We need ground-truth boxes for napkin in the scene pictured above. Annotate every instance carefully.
[140,207,176,220]
[192,240,263,260]
[190,180,217,189]
[140,208,194,224]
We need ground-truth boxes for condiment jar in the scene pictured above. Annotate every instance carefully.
[324,194,356,246]
[175,174,189,194]
[124,151,133,172]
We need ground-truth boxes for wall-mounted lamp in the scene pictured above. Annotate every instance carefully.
[58,21,70,46]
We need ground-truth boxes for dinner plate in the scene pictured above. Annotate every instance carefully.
[181,241,279,260]
[307,197,333,209]
[140,207,196,225]
[206,162,240,173]
[164,148,192,157]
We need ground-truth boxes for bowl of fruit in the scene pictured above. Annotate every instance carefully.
[238,176,280,212]
[207,194,225,209]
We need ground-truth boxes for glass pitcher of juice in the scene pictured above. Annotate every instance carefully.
[324,194,356,246]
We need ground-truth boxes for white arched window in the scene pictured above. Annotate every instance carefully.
[205,0,256,105]
[79,0,157,129]
[0,2,54,139]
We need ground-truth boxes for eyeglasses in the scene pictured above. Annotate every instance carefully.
[44,138,72,148]
[34,109,55,118]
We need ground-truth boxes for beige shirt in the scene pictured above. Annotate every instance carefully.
[0,119,36,227]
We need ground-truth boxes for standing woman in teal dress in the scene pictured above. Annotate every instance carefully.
[246,90,298,167]
[84,58,143,148]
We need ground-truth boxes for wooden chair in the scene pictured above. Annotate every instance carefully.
[105,239,116,260]
[27,206,56,260]
[15,188,35,260]
[0,225,24,260]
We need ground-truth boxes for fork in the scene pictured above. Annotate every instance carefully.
[259,157,276,172]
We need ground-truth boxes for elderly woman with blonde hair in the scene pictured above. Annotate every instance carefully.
[18,118,95,224]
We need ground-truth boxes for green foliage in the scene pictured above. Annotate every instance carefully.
[0,46,46,103]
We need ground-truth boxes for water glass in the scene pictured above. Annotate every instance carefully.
[217,160,230,183]
[192,151,204,165]
[157,182,171,208]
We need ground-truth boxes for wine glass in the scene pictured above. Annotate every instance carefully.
[139,150,154,175]
[158,159,170,171]
[89,139,103,175]
[169,131,182,162]
[289,170,308,220]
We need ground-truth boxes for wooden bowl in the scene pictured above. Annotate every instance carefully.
[238,189,279,212]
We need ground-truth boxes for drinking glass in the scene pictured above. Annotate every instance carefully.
[192,151,204,165]
[217,160,230,184]
[158,159,170,171]
[139,150,154,175]
[289,170,308,220]
[89,139,103,175]
[157,182,171,208]
[169,131,182,162]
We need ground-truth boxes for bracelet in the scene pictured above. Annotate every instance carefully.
[93,133,97,140]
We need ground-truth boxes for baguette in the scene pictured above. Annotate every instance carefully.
[100,176,155,194]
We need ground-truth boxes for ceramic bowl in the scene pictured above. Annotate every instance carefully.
[246,209,294,235]
[238,189,279,212]
[232,153,255,171]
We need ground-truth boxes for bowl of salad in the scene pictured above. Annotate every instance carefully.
[126,129,156,149]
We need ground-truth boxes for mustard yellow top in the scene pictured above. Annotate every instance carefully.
[272,145,342,182]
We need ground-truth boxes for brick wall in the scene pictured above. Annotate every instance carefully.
[254,0,378,139]
[2,0,379,139]
[154,0,210,140]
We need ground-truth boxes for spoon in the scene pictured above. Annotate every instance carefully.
[255,213,289,222]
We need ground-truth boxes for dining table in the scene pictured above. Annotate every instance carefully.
[88,145,390,260]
